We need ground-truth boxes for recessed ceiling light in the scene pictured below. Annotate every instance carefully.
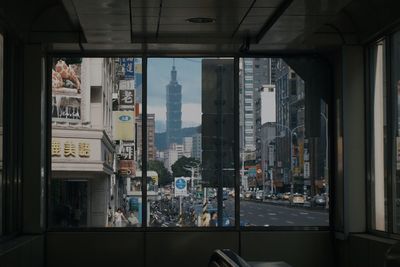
[186,17,215,24]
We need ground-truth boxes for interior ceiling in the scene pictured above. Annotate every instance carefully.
[55,0,354,53]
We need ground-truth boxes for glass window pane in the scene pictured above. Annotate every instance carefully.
[392,32,400,233]
[240,58,329,227]
[0,34,3,235]
[147,58,235,227]
[50,57,142,228]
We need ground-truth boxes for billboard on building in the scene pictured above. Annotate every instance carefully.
[119,58,135,79]
[112,111,135,141]
[119,89,135,110]
[119,160,135,176]
[118,142,135,160]
[134,58,142,102]
[51,58,82,122]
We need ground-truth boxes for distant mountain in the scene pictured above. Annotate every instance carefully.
[155,126,201,151]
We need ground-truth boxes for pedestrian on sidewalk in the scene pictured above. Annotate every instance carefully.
[114,208,128,227]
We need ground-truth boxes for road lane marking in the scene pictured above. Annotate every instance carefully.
[306,216,315,220]
[258,214,264,217]
[268,213,277,216]
[300,212,309,215]
[286,220,294,224]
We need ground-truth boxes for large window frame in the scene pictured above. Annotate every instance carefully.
[46,54,332,232]
[0,28,24,240]
[366,28,400,240]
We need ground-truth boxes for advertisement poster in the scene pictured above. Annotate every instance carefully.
[119,89,135,110]
[52,96,81,120]
[119,160,135,176]
[118,142,135,160]
[52,58,82,122]
[128,197,142,224]
[120,58,135,79]
[134,58,142,102]
[112,111,135,141]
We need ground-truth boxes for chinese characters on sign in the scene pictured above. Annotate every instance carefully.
[119,89,135,110]
[118,142,135,160]
[119,58,135,79]
[51,140,90,158]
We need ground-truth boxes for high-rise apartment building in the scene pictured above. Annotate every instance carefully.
[136,113,156,161]
[275,59,306,191]
[183,137,192,158]
[191,133,202,162]
[164,143,184,171]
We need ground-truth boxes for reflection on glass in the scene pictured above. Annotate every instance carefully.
[239,58,329,227]
[147,58,235,227]
[393,32,400,233]
[50,57,142,228]
[370,41,387,231]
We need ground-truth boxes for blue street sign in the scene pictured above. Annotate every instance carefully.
[176,178,186,189]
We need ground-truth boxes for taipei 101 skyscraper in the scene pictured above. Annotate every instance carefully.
[166,59,182,147]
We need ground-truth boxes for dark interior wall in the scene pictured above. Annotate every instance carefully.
[335,234,397,267]
[46,231,331,267]
[0,235,44,267]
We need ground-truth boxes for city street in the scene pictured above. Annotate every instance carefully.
[224,199,329,227]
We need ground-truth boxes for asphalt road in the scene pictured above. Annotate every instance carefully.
[223,198,329,227]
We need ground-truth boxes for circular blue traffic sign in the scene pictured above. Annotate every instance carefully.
[175,178,186,189]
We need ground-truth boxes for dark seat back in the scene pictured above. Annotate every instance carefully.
[208,249,251,267]
[386,242,400,267]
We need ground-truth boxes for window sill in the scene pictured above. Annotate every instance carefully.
[350,233,399,245]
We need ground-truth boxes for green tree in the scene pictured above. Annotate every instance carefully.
[147,160,172,186]
[171,156,200,178]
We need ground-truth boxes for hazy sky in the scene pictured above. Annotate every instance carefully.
[148,58,202,132]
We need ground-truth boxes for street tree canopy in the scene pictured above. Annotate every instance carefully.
[171,156,200,178]
[147,160,172,186]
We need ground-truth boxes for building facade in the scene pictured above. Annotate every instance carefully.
[191,133,202,162]
[136,113,156,161]
[51,58,116,227]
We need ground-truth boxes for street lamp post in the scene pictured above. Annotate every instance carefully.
[183,165,200,193]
